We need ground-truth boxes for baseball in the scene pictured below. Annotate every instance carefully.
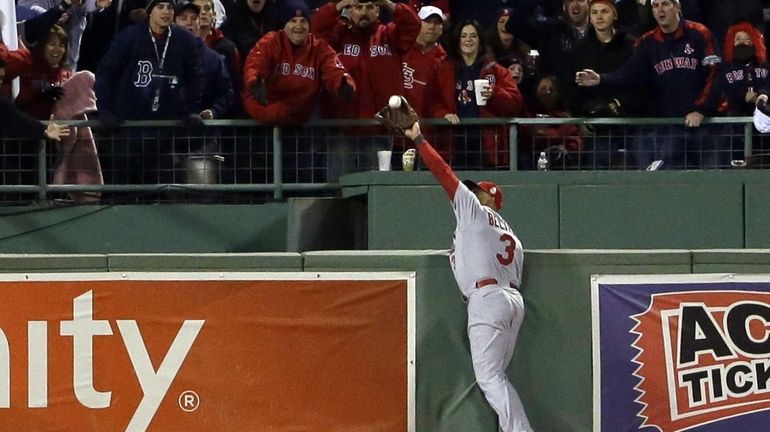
[388,95,402,109]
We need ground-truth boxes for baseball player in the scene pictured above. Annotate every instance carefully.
[376,98,532,432]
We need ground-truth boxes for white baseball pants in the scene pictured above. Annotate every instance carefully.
[467,287,532,432]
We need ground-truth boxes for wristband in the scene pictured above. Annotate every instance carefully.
[413,133,425,145]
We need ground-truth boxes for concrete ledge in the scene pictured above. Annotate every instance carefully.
[0,254,108,272]
[107,253,304,271]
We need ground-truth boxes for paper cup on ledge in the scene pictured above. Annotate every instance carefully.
[473,79,490,106]
[377,150,392,171]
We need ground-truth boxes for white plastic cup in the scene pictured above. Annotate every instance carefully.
[473,79,490,106]
[377,150,392,171]
[402,149,416,171]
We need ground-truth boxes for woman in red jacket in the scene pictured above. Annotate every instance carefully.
[434,19,523,169]
[0,26,74,192]
[3,25,72,120]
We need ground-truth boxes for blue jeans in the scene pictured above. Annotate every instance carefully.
[627,124,731,170]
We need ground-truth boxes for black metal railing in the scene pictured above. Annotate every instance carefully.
[0,116,762,204]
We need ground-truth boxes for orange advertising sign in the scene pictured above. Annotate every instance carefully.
[0,272,415,432]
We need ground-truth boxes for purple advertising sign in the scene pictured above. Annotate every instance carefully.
[592,274,770,432]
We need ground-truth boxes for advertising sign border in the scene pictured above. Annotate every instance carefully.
[591,273,770,432]
[0,271,416,432]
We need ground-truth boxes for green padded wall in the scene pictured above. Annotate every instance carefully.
[343,170,769,251]
[0,254,108,272]
[0,171,768,254]
[559,183,744,248]
[745,184,770,248]
[106,253,303,272]
[366,185,559,250]
[692,250,770,273]
[0,204,288,253]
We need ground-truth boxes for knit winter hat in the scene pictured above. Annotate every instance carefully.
[146,0,176,14]
[277,0,310,28]
[589,0,617,16]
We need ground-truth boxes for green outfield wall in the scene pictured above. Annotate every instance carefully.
[343,170,770,250]
[0,170,768,254]
[3,250,769,431]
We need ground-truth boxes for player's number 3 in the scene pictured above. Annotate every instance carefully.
[497,234,515,265]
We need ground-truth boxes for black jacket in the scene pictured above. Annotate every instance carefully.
[220,0,278,64]
[78,0,148,73]
[506,0,586,83]
[0,95,46,140]
[569,27,647,116]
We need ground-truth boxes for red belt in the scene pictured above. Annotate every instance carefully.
[475,278,518,289]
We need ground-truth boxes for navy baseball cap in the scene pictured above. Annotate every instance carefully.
[175,0,200,15]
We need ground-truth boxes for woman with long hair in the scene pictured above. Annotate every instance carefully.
[2,26,102,202]
[3,25,72,119]
[434,19,523,168]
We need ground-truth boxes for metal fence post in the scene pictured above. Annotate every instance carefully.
[273,126,283,200]
[509,123,518,171]
[744,121,753,161]
[37,139,47,201]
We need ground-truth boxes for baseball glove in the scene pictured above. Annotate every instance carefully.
[375,96,419,134]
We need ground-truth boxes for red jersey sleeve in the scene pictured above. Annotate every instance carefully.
[415,136,459,200]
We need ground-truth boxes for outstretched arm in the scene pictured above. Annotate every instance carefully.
[0,98,69,141]
[404,122,459,200]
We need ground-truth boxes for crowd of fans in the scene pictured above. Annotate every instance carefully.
[1,0,770,189]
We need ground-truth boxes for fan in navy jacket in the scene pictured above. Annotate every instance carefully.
[576,0,724,168]
[95,0,203,124]
[577,0,720,121]
[175,0,234,119]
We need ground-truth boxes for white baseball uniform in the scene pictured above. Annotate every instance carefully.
[414,135,532,432]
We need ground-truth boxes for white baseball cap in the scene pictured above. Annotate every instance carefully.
[418,6,446,22]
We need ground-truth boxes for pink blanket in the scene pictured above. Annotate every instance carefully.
[52,71,103,203]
